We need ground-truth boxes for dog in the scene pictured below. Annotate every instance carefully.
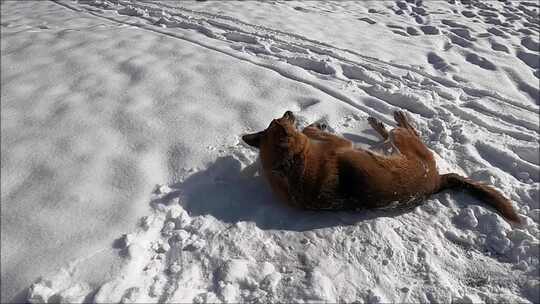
[242,110,521,224]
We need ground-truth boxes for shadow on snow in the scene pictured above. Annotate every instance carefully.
[167,155,421,232]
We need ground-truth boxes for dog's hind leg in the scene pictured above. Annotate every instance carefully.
[367,116,400,154]
[367,117,389,140]
[393,111,419,137]
[377,111,429,157]
[389,125,434,161]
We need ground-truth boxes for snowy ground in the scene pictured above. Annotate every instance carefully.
[1,0,539,303]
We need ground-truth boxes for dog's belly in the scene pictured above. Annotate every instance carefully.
[329,150,438,209]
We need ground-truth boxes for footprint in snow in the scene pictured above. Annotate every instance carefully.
[489,39,510,53]
[358,17,376,25]
[386,24,405,30]
[420,25,440,35]
[293,6,310,12]
[516,50,540,70]
[407,27,421,36]
[448,32,474,48]
[462,10,477,18]
[441,19,470,29]
[449,28,476,41]
[393,30,409,37]
[487,27,509,38]
[427,52,455,72]
[465,52,497,71]
[521,37,540,52]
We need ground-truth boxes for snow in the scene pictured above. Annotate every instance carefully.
[1,0,539,303]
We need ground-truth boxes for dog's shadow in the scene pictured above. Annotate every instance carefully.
[169,156,417,231]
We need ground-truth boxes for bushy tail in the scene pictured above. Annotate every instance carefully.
[438,173,521,224]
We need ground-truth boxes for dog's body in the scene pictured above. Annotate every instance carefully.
[242,111,521,223]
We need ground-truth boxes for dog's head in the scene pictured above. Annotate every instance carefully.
[242,110,308,179]
[242,111,299,151]
[242,111,303,202]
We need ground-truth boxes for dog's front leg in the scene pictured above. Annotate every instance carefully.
[303,125,352,148]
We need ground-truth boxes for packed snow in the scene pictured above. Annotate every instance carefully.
[1,0,539,303]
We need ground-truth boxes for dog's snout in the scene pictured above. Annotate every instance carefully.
[283,110,295,122]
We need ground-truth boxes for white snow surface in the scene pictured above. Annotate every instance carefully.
[1,0,539,303]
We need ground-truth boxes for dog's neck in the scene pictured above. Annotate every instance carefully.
[270,132,308,177]
[280,132,313,205]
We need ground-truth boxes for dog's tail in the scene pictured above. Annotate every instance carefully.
[437,173,521,224]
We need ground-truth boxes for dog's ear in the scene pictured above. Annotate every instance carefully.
[242,131,264,148]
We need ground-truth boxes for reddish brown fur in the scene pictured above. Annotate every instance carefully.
[242,111,521,224]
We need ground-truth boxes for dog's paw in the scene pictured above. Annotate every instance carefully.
[367,116,383,128]
[308,122,328,131]
[393,110,408,125]
[316,122,328,131]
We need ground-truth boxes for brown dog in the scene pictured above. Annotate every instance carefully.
[242,111,521,224]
